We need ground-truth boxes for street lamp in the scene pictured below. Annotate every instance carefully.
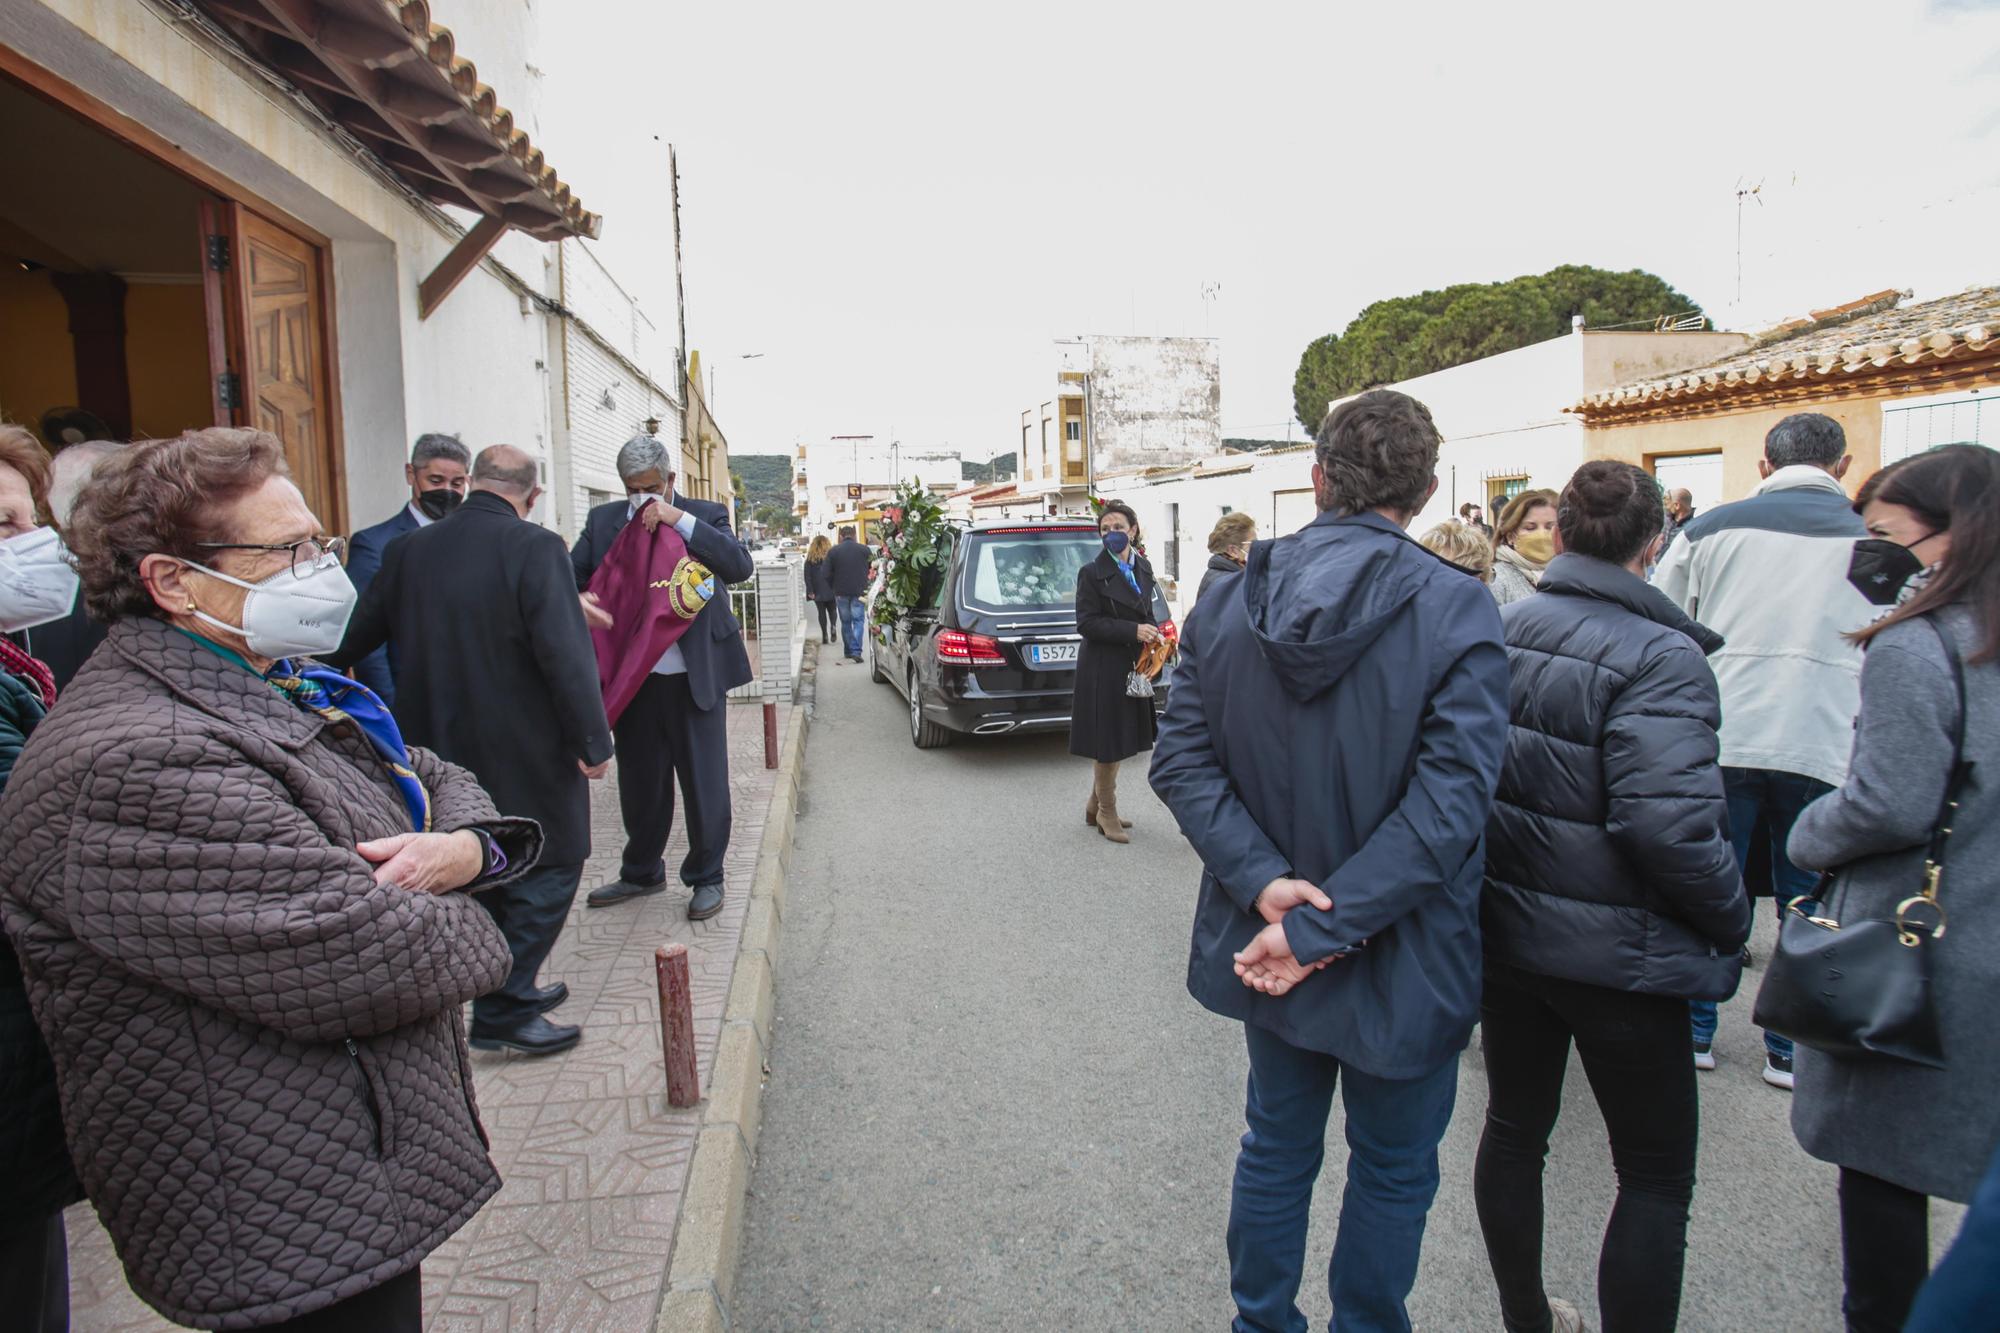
[708,352,764,409]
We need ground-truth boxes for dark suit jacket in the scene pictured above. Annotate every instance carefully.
[570,494,755,711]
[345,505,421,704]
[329,491,614,864]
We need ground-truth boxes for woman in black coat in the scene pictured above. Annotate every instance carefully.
[1476,461,1750,1333]
[1071,500,1163,844]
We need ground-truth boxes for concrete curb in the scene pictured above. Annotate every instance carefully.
[654,679,809,1333]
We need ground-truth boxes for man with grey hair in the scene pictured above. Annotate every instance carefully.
[331,443,613,1056]
[570,433,754,920]
[1655,411,1872,1089]
[21,440,124,688]
[344,432,472,704]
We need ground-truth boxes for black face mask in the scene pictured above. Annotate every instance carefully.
[417,489,464,520]
[1846,536,1931,606]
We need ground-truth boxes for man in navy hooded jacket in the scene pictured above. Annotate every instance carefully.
[1152,389,1508,1333]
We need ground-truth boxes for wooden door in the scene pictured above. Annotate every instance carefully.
[233,209,342,530]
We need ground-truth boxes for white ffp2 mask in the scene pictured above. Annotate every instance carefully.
[186,553,358,659]
[0,527,82,633]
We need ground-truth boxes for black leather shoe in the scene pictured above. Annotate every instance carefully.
[468,1015,582,1057]
[687,882,725,921]
[529,981,569,1014]
[587,878,668,908]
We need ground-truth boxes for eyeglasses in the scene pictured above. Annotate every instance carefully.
[193,536,347,580]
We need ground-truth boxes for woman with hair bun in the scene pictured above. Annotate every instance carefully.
[1474,460,1749,1333]
[1070,498,1163,844]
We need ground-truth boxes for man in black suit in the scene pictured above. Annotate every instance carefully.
[570,433,754,920]
[329,444,613,1056]
[343,433,471,705]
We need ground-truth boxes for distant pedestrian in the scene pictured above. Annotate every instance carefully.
[1197,511,1256,607]
[333,443,614,1057]
[1151,389,1508,1332]
[1418,520,1494,583]
[823,525,876,663]
[3,428,531,1330]
[0,426,82,1333]
[1654,411,1871,1088]
[1489,489,1557,606]
[568,435,754,920]
[1659,486,1696,555]
[805,534,837,643]
[1784,443,2000,1332]
[1459,499,1493,536]
[1476,461,1749,1333]
[343,432,470,705]
[1072,499,1163,844]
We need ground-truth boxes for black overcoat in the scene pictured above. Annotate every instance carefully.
[1069,550,1159,763]
[330,490,615,864]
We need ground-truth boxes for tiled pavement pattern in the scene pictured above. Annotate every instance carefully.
[66,700,790,1332]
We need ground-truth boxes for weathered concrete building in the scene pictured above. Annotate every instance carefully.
[1016,335,1224,515]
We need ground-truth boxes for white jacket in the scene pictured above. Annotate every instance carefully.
[1652,466,1871,787]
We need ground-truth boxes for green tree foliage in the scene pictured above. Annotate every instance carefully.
[1291,266,1702,433]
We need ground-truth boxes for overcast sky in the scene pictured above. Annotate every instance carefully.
[536,0,2000,461]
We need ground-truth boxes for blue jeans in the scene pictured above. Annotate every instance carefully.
[1689,766,1834,1058]
[1229,1024,1459,1333]
[836,595,867,659]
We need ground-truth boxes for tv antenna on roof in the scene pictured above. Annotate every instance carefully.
[1735,178,1764,305]
[1201,282,1222,337]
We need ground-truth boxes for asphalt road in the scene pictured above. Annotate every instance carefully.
[735,653,1963,1331]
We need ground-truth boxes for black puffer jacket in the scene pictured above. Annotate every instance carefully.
[1484,554,1750,999]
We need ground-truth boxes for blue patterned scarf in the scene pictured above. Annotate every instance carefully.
[174,629,430,832]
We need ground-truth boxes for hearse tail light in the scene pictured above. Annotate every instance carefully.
[936,629,1007,667]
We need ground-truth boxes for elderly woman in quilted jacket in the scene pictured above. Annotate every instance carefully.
[1475,461,1750,1333]
[0,428,541,1332]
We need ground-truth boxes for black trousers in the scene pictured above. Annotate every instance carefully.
[1473,963,1698,1333]
[815,599,836,640]
[471,861,583,1027]
[1838,1167,1931,1333]
[613,672,732,889]
[256,1266,420,1331]
[0,1212,67,1333]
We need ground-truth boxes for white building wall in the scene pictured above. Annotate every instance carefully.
[557,242,679,533]
[1084,335,1223,472]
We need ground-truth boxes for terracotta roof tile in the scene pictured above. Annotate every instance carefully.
[1574,286,2000,414]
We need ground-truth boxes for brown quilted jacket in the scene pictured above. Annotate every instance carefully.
[0,619,539,1329]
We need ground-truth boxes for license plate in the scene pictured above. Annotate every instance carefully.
[1028,642,1079,668]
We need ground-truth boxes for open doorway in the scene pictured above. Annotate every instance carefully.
[0,70,344,528]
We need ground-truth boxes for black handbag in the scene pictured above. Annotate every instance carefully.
[1751,618,1969,1070]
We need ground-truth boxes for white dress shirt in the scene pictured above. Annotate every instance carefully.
[406,500,436,528]
[627,497,702,677]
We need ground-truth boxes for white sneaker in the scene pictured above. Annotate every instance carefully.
[1549,1296,1588,1332]
[1763,1054,1795,1090]
[1693,1040,1716,1071]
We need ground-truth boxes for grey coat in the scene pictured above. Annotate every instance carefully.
[1786,605,2000,1202]
[1489,546,1542,607]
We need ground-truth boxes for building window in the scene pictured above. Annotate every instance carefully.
[1065,420,1081,442]
[1882,389,1997,466]
[1164,502,1181,582]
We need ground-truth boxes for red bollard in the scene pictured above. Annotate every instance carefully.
[763,699,779,770]
[655,943,699,1108]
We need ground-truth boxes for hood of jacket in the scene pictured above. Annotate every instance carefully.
[1244,511,1460,703]
[1535,554,1724,655]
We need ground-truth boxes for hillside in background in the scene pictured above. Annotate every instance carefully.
[962,452,1017,484]
[732,454,796,530]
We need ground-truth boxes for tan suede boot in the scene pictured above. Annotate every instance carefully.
[1085,775,1134,829]
[1093,761,1131,843]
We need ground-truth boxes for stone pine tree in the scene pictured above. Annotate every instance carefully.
[1291,265,1703,433]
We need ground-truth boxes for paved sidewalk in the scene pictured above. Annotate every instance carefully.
[66,700,790,1332]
